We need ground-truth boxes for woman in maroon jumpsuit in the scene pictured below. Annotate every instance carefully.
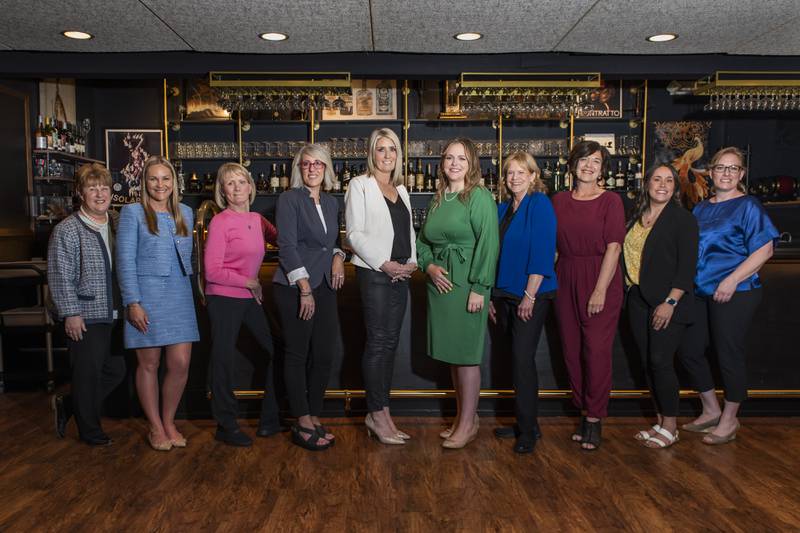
[552,140,625,451]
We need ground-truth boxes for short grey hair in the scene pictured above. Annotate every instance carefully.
[290,143,335,191]
[366,128,404,186]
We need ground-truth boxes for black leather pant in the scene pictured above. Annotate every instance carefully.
[356,267,408,413]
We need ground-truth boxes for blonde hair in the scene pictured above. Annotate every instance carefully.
[214,162,256,209]
[498,151,546,202]
[432,138,483,208]
[140,156,189,236]
[709,146,748,194]
[75,163,111,195]
[289,143,335,191]
[366,128,404,186]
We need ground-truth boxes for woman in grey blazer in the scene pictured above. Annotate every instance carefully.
[273,143,345,451]
[345,128,416,445]
[117,156,199,451]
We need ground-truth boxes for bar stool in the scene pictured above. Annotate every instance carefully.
[0,263,56,392]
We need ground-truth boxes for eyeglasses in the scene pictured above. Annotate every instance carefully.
[711,164,743,174]
[300,160,326,170]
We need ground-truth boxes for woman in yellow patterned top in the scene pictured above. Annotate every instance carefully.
[622,164,698,449]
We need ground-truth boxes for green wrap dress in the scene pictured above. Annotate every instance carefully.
[416,187,499,364]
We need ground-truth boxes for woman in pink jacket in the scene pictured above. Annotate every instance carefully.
[204,162,280,447]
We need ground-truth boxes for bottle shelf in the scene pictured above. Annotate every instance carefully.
[32,150,103,165]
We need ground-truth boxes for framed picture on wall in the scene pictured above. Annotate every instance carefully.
[574,80,623,119]
[105,129,163,206]
[322,80,397,121]
[184,78,231,121]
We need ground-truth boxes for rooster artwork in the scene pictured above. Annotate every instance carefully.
[652,121,713,209]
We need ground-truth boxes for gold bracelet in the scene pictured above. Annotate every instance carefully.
[523,290,536,303]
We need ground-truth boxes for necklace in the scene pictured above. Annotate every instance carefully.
[444,191,459,202]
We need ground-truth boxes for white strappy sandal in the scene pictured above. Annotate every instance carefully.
[635,424,662,441]
[644,426,679,448]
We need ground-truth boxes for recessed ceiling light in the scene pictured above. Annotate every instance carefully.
[454,32,482,41]
[646,33,678,43]
[259,32,288,42]
[62,30,93,40]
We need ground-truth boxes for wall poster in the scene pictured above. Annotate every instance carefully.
[105,129,163,205]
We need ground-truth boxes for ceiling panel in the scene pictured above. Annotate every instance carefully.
[143,0,372,53]
[0,0,190,52]
[555,0,800,54]
[372,0,596,53]
[732,15,800,55]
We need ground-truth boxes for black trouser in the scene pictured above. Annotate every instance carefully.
[627,286,687,417]
[356,267,408,413]
[493,295,551,436]
[273,282,339,418]
[679,289,762,403]
[67,322,126,440]
[206,295,280,432]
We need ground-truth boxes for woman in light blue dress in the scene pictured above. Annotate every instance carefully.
[117,156,199,451]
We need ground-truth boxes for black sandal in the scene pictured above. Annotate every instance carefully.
[315,424,335,447]
[572,416,587,442]
[581,420,602,451]
[291,424,330,451]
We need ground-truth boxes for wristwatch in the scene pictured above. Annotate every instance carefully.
[664,297,678,307]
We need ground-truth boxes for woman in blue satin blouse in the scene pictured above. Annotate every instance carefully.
[679,147,778,445]
[117,155,199,451]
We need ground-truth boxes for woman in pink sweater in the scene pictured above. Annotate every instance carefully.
[204,162,279,447]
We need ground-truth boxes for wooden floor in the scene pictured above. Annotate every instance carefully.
[1,393,799,532]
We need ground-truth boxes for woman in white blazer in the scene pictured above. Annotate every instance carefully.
[345,128,417,445]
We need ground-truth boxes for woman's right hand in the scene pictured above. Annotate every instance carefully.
[426,264,453,294]
[127,303,149,333]
[381,261,411,282]
[64,315,86,342]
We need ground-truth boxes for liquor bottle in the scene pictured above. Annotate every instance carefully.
[175,161,186,195]
[487,168,496,193]
[425,163,434,192]
[406,161,415,192]
[58,120,67,151]
[256,172,268,193]
[479,166,486,188]
[553,164,563,192]
[203,172,215,193]
[279,163,290,191]
[626,162,636,191]
[34,116,46,150]
[415,158,425,191]
[634,163,643,191]
[342,161,352,192]
[269,163,280,193]
[434,164,441,191]
[332,163,341,192]
[356,80,373,117]
[542,161,552,190]
[376,80,392,116]
[605,169,616,190]
[615,160,626,190]
[189,171,202,193]
[43,117,53,150]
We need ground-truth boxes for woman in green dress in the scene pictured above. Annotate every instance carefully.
[417,137,499,449]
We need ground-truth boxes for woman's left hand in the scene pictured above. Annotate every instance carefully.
[467,291,484,313]
[250,284,263,305]
[713,276,737,303]
[517,297,534,322]
[651,303,675,330]
[331,255,345,290]
[587,288,607,317]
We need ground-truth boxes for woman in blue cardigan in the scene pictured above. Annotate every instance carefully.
[117,156,199,451]
[489,151,557,454]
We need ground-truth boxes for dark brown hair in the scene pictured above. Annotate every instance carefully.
[432,137,483,208]
[566,140,610,187]
[628,164,682,228]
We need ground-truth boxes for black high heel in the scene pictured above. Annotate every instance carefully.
[581,420,602,451]
[291,424,330,451]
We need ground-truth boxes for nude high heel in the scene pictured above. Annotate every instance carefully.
[365,413,404,445]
